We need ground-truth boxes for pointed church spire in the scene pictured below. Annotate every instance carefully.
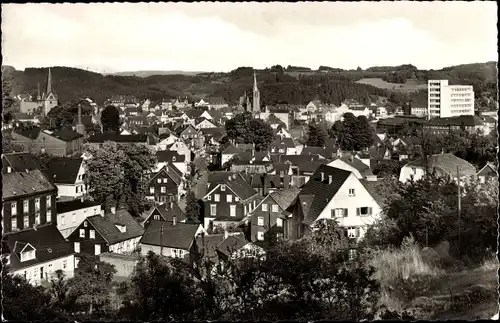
[253,71,258,91]
[37,82,41,101]
[46,67,53,94]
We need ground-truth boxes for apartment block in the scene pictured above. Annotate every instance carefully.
[427,80,474,119]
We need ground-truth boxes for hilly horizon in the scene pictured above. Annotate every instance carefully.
[2,61,497,109]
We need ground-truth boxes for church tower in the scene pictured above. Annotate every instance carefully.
[252,71,260,113]
[42,68,58,116]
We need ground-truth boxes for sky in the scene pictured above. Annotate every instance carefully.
[2,2,497,73]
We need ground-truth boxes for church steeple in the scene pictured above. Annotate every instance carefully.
[46,67,53,95]
[252,70,260,113]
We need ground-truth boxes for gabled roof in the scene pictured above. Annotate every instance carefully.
[150,164,182,186]
[206,109,224,121]
[216,235,248,258]
[427,115,484,127]
[2,170,56,200]
[14,127,41,140]
[140,220,199,250]
[50,128,84,142]
[271,137,295,149]
[220,142,241,154]
[2,152,42,173]
[143,202,186,224]
[156,151,185,163]
[2,223,74,271]
[45,157,83,184]
[206,172,257,200]
[477,163,497,177]
[56,199,101,214]
[338,156,374,177]
[273,155,328,174]
[87,209,144,244]
[298,165,352,225]
[269,187,301,210]
[404,153,476,177]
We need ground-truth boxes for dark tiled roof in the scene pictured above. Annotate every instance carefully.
[269,187,301,210]
[271,138,295,149]
[206,109,224,121]
[477,163,497,177]
[274,155,329,174]
[221,142,241,154]
[14,127,41,140]
[299,165,352,225]
[195,234,226,264]
[151,164,182,186]
[338,156,374,177]
[273,163,291,175]
[207,172,257,200]
[2,223,74,271]
[216,235,248,258]
[87,209,144,244]
[87,132,148,143]
[51,128,84,142]
[143,202,186,223]
[56,199,101,214]
[156,151,185,163]
[2,152,42,173]
[405,153,476,177]
[2,170,56,200]
[140,220,199,250]
[45,157,83,184]
[184,109,204,119]
[200,127,225,138]
[359,180,384,206]
[427,115,484,127]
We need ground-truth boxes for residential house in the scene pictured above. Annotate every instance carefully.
[172,97,190,110]
[168,140,192,164]
[476,163,497,184]
[206,97,229,110]
[141,202,187,229]
[146,164,183,203]
[67,207,144,258]
[2,169,57,234]
[194,98,210,108]
[156,133,179,150]
[11,127,84,156]
[2,152,42,174]
[181,109,204,125]
[243,172,293,196]
[327,155,375,180]
[287,165,382,242]
[376,106,389,118]
[348,105,371,118]
[204,109,225,126]
[140,220,205,259]
[269,137,297,155]
[56,199,102,238]
[13,113,42,125]
[86,132,153,148]
[128,115,149,128]
[179,124,201,142]
[123,107,141,117]
[399,153,476,184]
[300,145,339,160]
[202,172,260,230]
[246,187,300,242]
[276,127,292,139]
[155,151,187,175]
[1,223,75,286]
[220,142,242,166]
[272,155,329,187]
[45,157,87,200]
[195,117,218,129]
[200,127,226,146]
[411,106,428,117]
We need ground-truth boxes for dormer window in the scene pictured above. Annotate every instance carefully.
[115,224,127,233]
[20,244,36,262]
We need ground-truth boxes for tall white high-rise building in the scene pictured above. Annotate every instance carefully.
[427,80,474,119]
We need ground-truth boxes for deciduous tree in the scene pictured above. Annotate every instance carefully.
[306,122,328,146]
[225,112,274,151]
[101,105,121,133]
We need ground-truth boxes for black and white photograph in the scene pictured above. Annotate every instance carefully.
[1,1,498,321]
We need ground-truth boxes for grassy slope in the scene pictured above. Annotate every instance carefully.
[356,78,428,93]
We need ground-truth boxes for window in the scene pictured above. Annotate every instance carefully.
[62,260,67,269]
[23,215,29,228]
[79,229,85,238]
[35,213,40,225]
[90,230,95,239]
[210,204,217,216]
[411,167,417,174]
[61,215,66,225]
[21,250,35,262]
[258,217,264,226]
[46,196,51,208]
[76,186,80,193]
[347,227,357,239]
[348,249,357,261]
[74,242,80,253]
[214,194,220,202]
[277,218,283,227]
[230,205,236,217]
[257,231,264,241]
[161,186,166,193]
[23,200,29,213]
[348,189,355,196]
[11,217,17,230]
[95,244,101,255]
[262,204,268,211]
[72,213,76,223]
[153,214,160,220]
[356,207,372,216]
[220,184,226,191]
[150,187,154,194]
[163,178,168,183]
[279,149,284,153]
[227,195,232,202]
[272,204,279,212]
[11,202,17,216]
[35,198,40,211]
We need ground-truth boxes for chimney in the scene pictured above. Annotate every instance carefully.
[328,175,333,184]
[172,216,177,226]
[111,206,116,214]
